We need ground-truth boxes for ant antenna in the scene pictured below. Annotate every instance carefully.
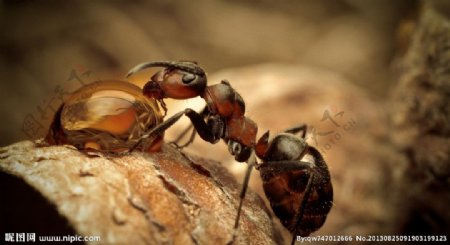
[126,61,205,77]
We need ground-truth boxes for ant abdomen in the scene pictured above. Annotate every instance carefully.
[259,139,333,237]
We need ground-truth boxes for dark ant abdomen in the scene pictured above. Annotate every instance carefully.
[259,147,333,236]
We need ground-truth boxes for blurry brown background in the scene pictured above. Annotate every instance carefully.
[0,0,420,145]
[1,0,449,243]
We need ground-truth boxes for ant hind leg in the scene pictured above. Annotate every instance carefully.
[290,173,314,245]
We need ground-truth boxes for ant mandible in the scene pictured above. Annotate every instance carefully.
[126,61,333,244]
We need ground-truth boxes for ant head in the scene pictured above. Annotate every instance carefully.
[127,61,207,100]
[258,132,308,162]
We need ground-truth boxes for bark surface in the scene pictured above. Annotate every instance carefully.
[0,141,279,245]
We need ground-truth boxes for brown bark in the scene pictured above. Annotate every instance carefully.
[0,141,280,244]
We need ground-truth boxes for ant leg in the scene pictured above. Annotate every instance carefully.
[185,109,224,144]
[290,173,314,245]
[284,124,307,139]
[131,108,222,152]
[171,124,195,149]
[229,151,257,245]
[172,106,209,148]
[130,110,186,151]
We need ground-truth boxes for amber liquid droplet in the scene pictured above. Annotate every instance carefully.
[90,107,137,135]
[48,80,163,152]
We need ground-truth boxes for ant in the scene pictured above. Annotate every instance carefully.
[127,61,333,244]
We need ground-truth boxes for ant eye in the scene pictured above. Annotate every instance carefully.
[182,73,196,84]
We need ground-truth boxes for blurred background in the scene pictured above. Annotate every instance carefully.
[1,0,449,244]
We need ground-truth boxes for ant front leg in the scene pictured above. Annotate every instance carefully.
[129,109,185,152]
[184,108,225,144]
[171,123,194,148]
[130,108,223,152]
[172,106,210,149]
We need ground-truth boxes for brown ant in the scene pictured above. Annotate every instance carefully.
[255,126,333,244]
[127,61,333,244]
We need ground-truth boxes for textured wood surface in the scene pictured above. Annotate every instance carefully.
[0,141,280,244]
